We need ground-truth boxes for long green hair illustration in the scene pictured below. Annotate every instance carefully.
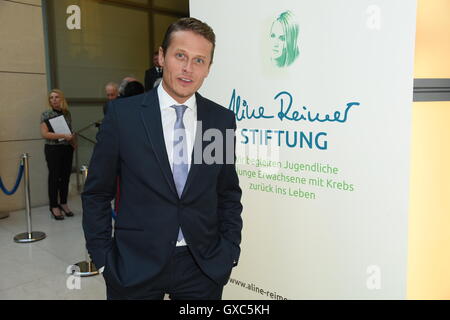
[270,11,299,68]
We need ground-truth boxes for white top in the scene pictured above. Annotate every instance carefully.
[157,83,197,173]
[157,83,198,247]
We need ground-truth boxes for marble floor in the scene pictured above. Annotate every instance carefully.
[0,195,107,300]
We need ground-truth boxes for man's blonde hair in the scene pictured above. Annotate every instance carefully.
[161,17,216,64]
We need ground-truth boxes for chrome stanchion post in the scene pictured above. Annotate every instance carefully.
[71,165,99,277]
[14,153,46,243]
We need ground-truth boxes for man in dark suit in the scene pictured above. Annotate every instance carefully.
[144,51,163,91]
[82,17,243,300]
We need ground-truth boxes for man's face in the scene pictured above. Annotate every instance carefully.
[159,30,212,104]
[106,86,118,100]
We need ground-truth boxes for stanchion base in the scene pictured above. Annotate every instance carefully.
[0,212,9,219]
[14,231,46,243]
[72,261,99,277]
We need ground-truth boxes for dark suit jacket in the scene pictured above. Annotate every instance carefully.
[144,67,162,92]
[82,88,243,296]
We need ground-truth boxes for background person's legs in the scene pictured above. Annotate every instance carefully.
[58,145,73,206]
[44,145,63,210]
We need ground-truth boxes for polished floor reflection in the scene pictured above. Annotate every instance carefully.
[0,196,106,300]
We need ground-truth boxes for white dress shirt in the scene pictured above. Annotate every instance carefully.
[158,83,197,246]
[158,83,197,172]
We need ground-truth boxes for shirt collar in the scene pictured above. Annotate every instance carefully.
[157,82,196,112]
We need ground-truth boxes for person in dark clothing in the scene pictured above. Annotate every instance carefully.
[40,89,76,220]
[144,51,163,91]
[83,17,242,300]
[122,80,145,98]
[104,79,144,115]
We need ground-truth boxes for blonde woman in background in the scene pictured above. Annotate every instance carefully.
[40,89,76,220]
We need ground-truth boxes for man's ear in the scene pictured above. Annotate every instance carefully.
[158,47,165,67]
[205,61,213,78]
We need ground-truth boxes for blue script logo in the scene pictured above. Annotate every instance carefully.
[228,89,360,123]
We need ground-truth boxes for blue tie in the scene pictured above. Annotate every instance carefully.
[171,105,188,242]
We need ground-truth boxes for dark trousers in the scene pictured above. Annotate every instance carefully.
[44,144,73,209]
[106,246,224,300]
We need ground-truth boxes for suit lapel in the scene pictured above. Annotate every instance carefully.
[140,90,178,197]
[181,93,212,198]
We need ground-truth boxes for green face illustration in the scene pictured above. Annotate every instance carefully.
[270,20,286,60]
[269,11,300,68]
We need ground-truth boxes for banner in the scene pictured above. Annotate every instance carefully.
[190,0,417,299]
